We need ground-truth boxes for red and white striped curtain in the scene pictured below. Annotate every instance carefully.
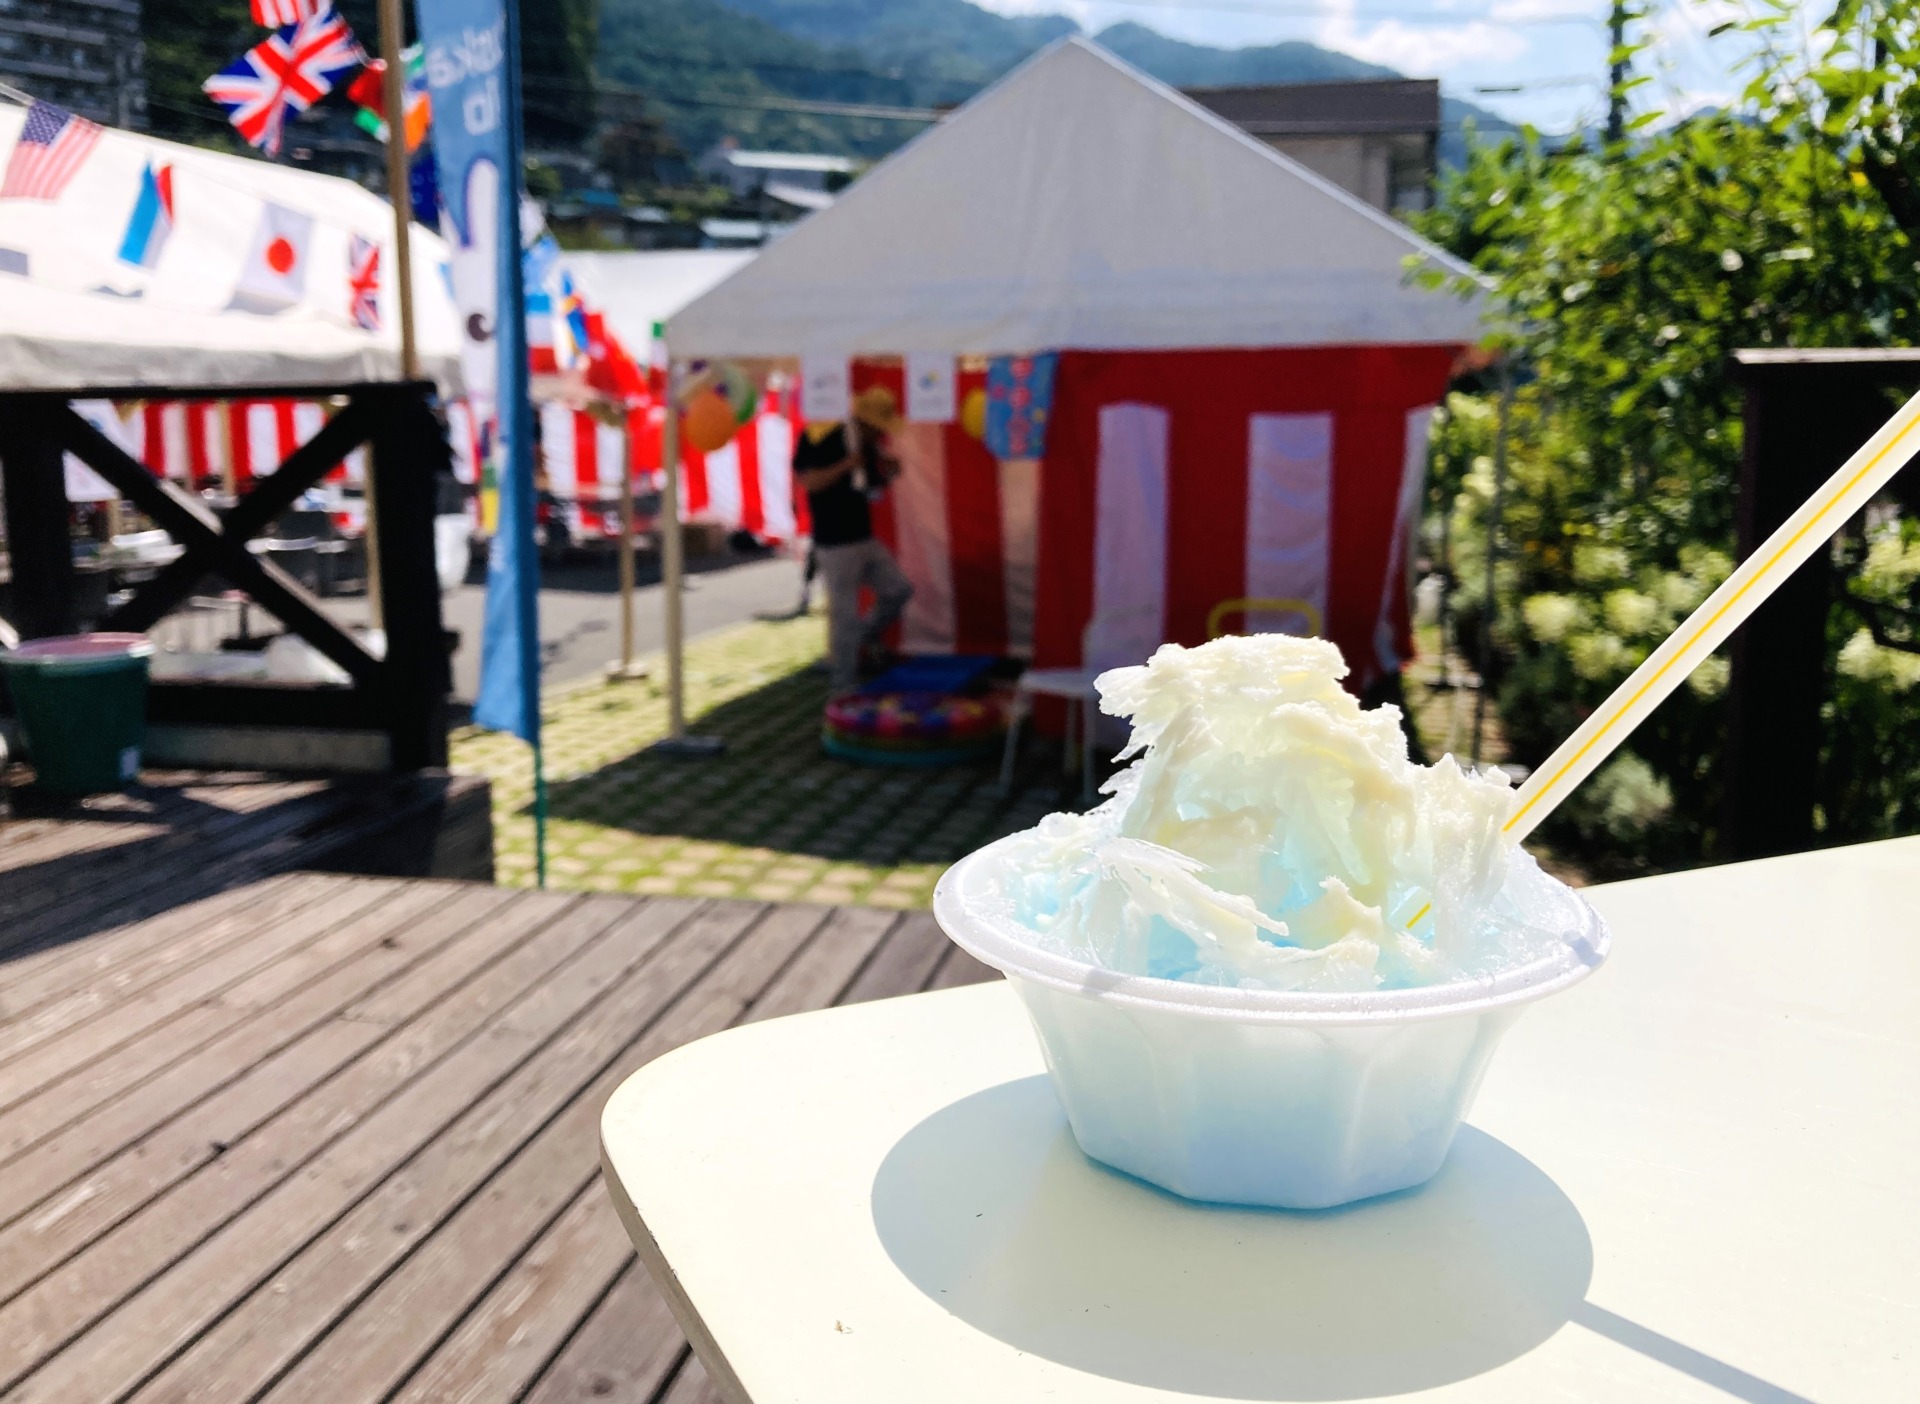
[1031,345,1457,689]
[850,346,1457,681]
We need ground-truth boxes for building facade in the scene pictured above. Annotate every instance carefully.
[1185,78,1440,216]
[0,0,146,128]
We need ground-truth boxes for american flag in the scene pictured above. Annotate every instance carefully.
[203,10,365,157]
[0,100,104,201]
[252,0,327,24]
[348,234,381,331]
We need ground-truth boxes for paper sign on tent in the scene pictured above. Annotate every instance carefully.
[905,352,956,423]
[800,356,850,424]
[230,201,315,313]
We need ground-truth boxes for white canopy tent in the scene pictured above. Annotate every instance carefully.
[652,37,1485,742]
[0,104,461,391]
[668,36,1483,359]
[563,250,755,351]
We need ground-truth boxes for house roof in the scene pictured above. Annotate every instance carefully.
[1183,77,1442,138]
[724,151,856,175]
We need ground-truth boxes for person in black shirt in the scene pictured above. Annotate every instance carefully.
[796,387,914,692]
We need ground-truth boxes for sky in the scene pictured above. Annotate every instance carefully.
[976,0,1791,133]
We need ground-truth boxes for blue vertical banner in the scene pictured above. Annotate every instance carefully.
[418,0,543,881]
[417,0,537,746]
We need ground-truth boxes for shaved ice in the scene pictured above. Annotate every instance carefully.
[998,633,1586,993]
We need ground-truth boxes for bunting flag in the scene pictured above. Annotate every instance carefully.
[347,46,432,151]
[553,271,589,371]
[229,201,314,312]
[116,162,176,269]
[347,233,381,330]
[0,100,103,201]
[203,10,365,157]
[252,0,328,24]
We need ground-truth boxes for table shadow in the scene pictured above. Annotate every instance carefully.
[871,1076,1593,1400]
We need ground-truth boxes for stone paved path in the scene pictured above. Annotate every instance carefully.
[450,614,1078,908]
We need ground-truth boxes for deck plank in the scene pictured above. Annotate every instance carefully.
[0,872,323,1038]
[0,781,327,957]
[384,1187,639,1404]
[925,940,1002,991]
[658,1352,730,1404]
[0,887,535,1285]
[744,905,897,1024]
[0,878,388,1110]
[0,879,287,1017]
[0,892,643,1400]
[0,883,490,1172]
[840,909,953,1005]
[118,900,768,1404]
[520,1261,691,1404]
[254,906,825,1404]
[0,872,982,1404]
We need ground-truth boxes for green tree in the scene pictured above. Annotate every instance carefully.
[1416,8,1920,868]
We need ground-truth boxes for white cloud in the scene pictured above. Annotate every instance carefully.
[1488,0,1597,19]
[1316,0,1530,72]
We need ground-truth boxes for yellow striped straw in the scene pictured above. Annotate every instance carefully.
[1502,386,1920,846]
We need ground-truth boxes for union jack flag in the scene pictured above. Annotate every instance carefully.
[348,234,381,331]
[0,100,103,201]
[203,10,365,157]
[252,0,326,24]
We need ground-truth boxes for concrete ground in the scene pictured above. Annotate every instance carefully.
[326,547,806,702]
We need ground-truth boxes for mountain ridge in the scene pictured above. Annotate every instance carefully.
[601,0,1516,166]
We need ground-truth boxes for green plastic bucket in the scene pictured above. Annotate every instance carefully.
[1,634,154,796]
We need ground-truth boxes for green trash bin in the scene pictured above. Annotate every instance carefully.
[1,633,154,796]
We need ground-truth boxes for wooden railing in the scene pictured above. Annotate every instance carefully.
[0,382,453,771]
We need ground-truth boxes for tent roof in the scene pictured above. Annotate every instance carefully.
[562,250,755,349]
[0,105,461,392]
[668,37,1485,360]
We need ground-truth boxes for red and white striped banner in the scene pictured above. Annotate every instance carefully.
[64,397,479,539]
[682,411,798,544]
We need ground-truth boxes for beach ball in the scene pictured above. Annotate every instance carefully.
[960,387,988,440]
[714,362,759,425]
[682,389,736,453]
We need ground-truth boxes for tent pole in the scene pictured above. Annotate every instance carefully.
[662,359,686,738]
[376,0,419,382]
[649,351,724,756]
[369,0,417,639]
[607,405,646,680]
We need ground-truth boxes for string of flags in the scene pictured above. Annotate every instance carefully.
[0,41,606,367]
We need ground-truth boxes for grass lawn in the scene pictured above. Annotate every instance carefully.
[451,613,1077,908]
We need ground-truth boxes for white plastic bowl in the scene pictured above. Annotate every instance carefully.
[933,833,1610,1209]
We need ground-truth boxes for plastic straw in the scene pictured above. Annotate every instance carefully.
[1502,386,1920,844]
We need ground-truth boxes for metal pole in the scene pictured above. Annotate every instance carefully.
[1472,365,1514,766]
[661,360,686,738]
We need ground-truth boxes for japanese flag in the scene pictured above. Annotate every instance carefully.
[230,201,314,313]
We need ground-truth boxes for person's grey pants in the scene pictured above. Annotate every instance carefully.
[818,537,914,692]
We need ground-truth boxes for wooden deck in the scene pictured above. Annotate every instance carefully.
[0,872,996,1403]
[0,770,493,962]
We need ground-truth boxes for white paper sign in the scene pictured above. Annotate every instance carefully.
[800,355,850,423]
[905,351,956,423]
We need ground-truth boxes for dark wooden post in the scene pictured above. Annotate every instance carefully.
[0,395,77,640]
[364,383,453,769]
[1724,350,1920,859]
